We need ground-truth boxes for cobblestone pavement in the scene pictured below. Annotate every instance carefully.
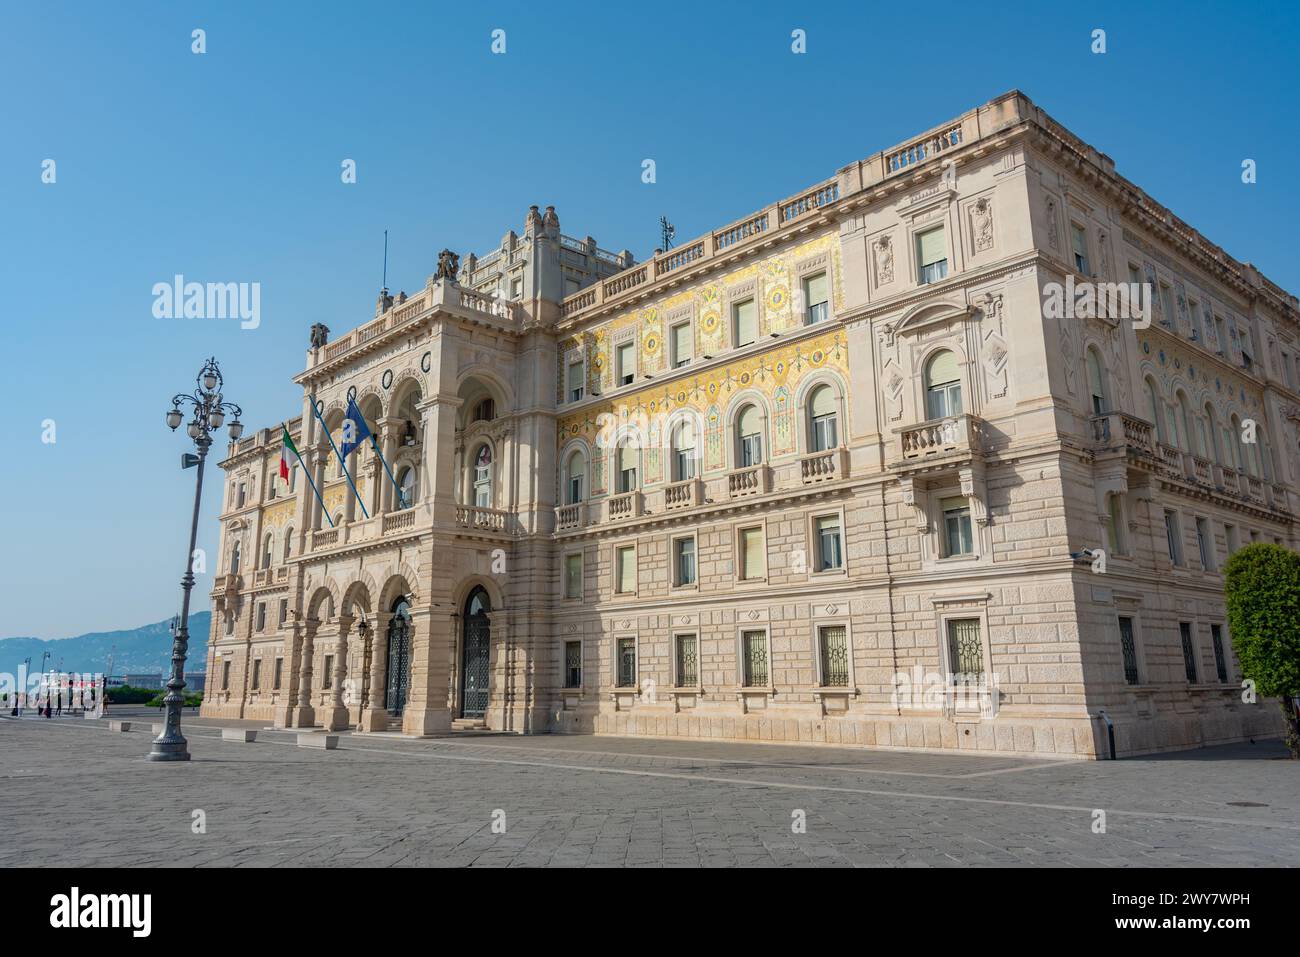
[1,715,1295,867]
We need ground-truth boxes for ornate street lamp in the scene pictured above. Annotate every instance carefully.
[149,357,242,762]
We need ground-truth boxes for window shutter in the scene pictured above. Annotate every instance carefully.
[618,443,634,476]
[917,227,946,266]
[804,272,828,306]
[735,300,757,344]
[926,350,959,387]
[738,405,760,438]
[617,546,635,592]
[742,527,765,579]
[618,342,634,377]
[810,385,835,418]
[672,323,691,361]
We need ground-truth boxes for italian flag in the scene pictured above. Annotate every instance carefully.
[280,426,298,481]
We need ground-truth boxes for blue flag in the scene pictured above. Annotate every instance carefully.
[340,396,373,458]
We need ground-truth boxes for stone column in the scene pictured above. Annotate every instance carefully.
[323,615,353,731]
[359,611,392,732]
[312,447,327,530]
[377,419,402,514]
[273,621,304,728]
[401,606,453,736]
[288,619,319,727]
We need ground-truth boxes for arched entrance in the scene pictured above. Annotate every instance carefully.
[385,597,411,716]
[461,587,491,718]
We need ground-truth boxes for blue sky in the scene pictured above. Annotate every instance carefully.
[2,0,1297,638]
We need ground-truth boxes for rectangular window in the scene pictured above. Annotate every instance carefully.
[565,552,583,599]
[616,638,636,688]
[256,603,266,632]
[251,659,261,691]
[1128,263,1142,287]
[237,483,246,508]
[815,516,843,570]
[616,342,635,386]
[674,537,696,586]
[733,298,757,347]
[740,526,765,580]
[917,226,947,284]
[221,660,231,691]
[803,272,829,325]
[1211,624,1228,683]
[1164,510,1183,565]
[675,634,698,687]
[941,497,974,557]
[818,625,849,687]
[510,277,523,299]
[1179,622,1198,683]
[615,545,635,594]
[567,360,584,403]
[273,657,283,690]
[1225,523,1239,555]
[1196,517,1214,571]
[670,321,692,368]
[946,618,983,680]
[1160,284,1177,329]
[1071,223,1090,275]
[279,598,288,626]
[1188,300,1204,342]
[564,641,582,689]
[1214,315,1227,353]
[322,655,334,689]
[1118,617,1139,685]
[1284,350,1296,390]
[742,630,769,687]
[1107,494,1125,555]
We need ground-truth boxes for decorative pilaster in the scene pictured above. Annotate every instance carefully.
[322,614,353,731]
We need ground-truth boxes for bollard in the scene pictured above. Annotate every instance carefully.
[297,733,338,750]
[222,728,257,743]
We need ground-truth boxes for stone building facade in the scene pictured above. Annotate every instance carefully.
[201,91,1295,757]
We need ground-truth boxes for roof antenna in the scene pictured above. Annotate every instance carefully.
[382,229,388,292]
[659,216,675,252]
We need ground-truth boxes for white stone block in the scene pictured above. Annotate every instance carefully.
[297,733,337,749]
[108,721,131,732]
[222,728,257,742]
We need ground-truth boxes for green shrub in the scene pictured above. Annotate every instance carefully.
[1224,543,1300,758]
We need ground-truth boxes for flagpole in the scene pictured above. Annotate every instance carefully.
[369,433,408,509]
[286,422,333,529]
[310,398,370,520]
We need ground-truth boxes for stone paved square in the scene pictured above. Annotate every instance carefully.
[2,713,1296,867]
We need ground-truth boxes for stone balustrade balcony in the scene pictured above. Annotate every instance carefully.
[727,464,771,499]
[895,414,984,467]
[799,447,848,484]
[607,491,643,521]
[555,502,589,531]
[664,478,704,511]
[455,505,509,533]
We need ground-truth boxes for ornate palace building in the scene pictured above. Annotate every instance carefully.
[201,91,1295,757]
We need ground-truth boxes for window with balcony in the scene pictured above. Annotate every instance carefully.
[616,637,637,687]
[817,625,849,687]
[283,528,294,562]
[396,465,418,508]
[262,533,274,569]
[737,404,763,467]
[941,497,973,557]
[1204,403,1222,465]
[1176,391,1197,455]
[1196,517,1214,571]
[1164,510,1184,565]
[809,385,839,451]
[917,226,947,284]
[1086,348,1108,415]
[616,342,635,386]
[671,420,696,481]
[741,630,769,687]
[1145,377,1166,444]
[565,449,586,504]
[472,446,492,507]
[1118,616,1140,685]
[615,545,635,594]
[815,515,843,571]
[803,271,829,325]
[1071,223,1090,275]
[473,398,495,423]
[739,526,766,581]
[733,298,757,347]
[673,536,696,587]
[616,440,637,493]
[564,641,582,688]
[670,321,692,368]
[674,634,698,687]
[237,482,246,508]
[946,618,984,680]
[564,552,583,599]
[567,359,584,403]
[230,541,241,576]
[924,350,962,419]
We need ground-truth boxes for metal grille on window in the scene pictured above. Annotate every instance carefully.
[617,638,636,687]
[946,618,983,680]
[1119,617,1139,685]
[676,635,697,687]
[1180,623,1198,683]
[1211,625,1227,683]
[743,631,768,687]
[564,641,582,689]
[819,626,849,687]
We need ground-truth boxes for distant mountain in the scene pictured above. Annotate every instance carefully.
[0,613,210,676]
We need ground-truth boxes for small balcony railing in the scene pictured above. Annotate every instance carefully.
[311,528,339,550]
[1091,411,1155,456]
[382,508,416,534]
[555,502,587,531]
[455,506,508,532]
[799,447,847,484]
[664,478,703,510]
[897,414,982,461]
[727,464,770,499]
[607,491,642,521]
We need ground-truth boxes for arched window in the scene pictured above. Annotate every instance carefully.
[616,439,637,493]
[283,528,294,562]
[924,350,962,419]
[565,449,586,504]
[473,445,493,507]
[1145,378,1165,444]
[1176,392,1196,455]
[230,540,241,576]
[1229,415,1245,472]
[1086,349,1108,415]
[808,385,839,451]
[671,420,696,481]
[263,533,274,569]
[396,465,418,507]
[737,404,763,467]
[473,398,495,423]
[1205,403,1223,465]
